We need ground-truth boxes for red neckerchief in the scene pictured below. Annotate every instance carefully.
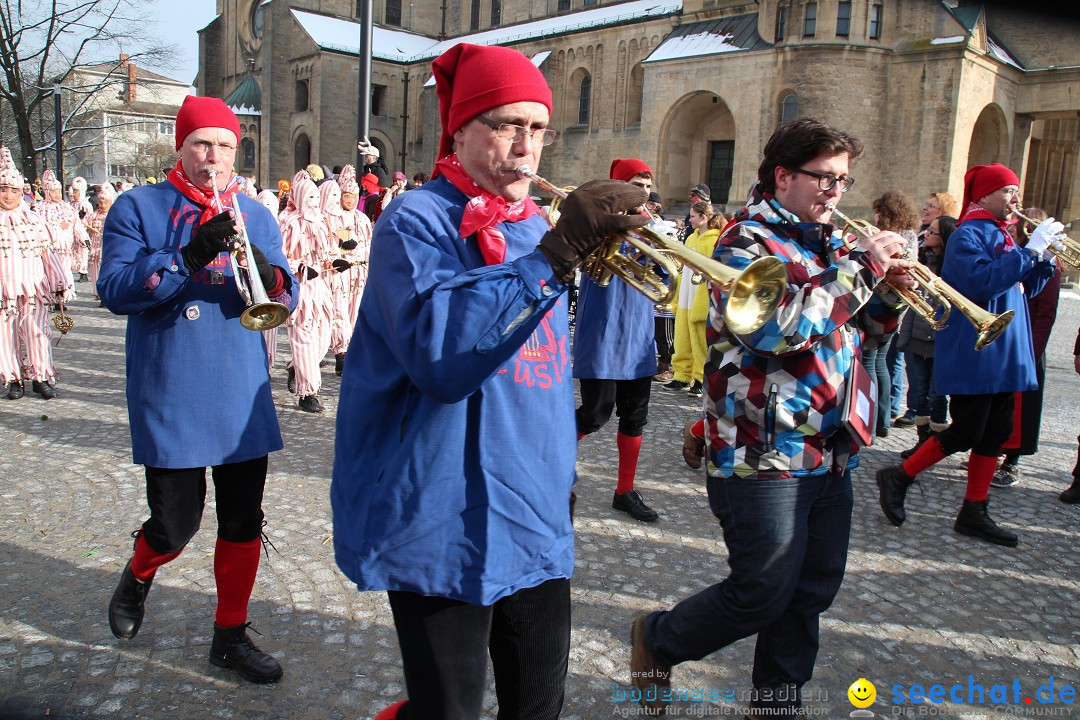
[434,154,540,265]
[167,160,241,225]
[959,203,1015,249]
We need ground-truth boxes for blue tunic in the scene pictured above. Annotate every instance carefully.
[98,182,299,468]
[572,270,658,380]
[331,177,577,606]
[934,217,1054,395]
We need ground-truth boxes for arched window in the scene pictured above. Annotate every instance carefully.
[627,63,644,126]
[295,80,309,112]
[578,74,592,126]
[294,134,311,170]
[241,138,256,169]
[470,0,480,30]
[780,94,798,124]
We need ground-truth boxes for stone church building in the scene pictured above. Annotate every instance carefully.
[197,0,1080,221]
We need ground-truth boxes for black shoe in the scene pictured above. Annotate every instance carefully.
[298,394,324,413]
[894,413,916,428]
[209,623,283,683]
[877,426,890,438]
[687,381,703,399]
[335,352,345,376]
[663,379,689,391]
[286,365,296,394]
[954,499,1018,547]
[1060,477,1080,504]
[612,489,659,522]
[876,465,915,526]
[630,615,670,716]
[6,381,24,400]
[108,560,153,639]
[31,380,57,399]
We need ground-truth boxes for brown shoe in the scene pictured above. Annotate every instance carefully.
[681,421,705,469]
[631,614,671,715]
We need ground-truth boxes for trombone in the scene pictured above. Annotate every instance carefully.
[1010,206,1080,269]
[517,166,788,335]
[826,203,1013,351]
[208,171,290,331]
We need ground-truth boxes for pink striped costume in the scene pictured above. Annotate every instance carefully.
[38,172,83,299]
[68,179,93,275]
[85,183,115,297]
[257,189,283,369]
[320,176,372,355]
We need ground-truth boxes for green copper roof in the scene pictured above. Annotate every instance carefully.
[224,75,261,115]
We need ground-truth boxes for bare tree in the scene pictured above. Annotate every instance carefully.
[0,0,179,183]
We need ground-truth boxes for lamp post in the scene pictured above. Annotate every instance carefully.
[356,0,373,168]
[53,83,64,182]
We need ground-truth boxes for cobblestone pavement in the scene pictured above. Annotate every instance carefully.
[2,279,1078,720]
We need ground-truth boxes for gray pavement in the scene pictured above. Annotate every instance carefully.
[1,278,1078,720]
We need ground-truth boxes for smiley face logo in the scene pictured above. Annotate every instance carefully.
[848,678,876,708]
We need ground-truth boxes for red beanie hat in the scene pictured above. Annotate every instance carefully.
[962,163,1019,213]
[174,95,241,151]
[609,158,652,182]
[432,43,553,164]
[361,173,381,195]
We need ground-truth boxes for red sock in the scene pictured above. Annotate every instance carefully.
[901,435,947,478]
[129,532,182,582]
[616,432,642,495]
[214,537,262,627]
[965,453,998,501]
[691,418,705,438]
[577,432,587,441]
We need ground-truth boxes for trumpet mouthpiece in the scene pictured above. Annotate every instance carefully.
[824,202,837,212]
[515,165,534,179]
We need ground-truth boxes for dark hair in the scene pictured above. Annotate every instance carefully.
[872,189,918,232]
[758,118,863,194]
[412,171,428,184]
[932,215,957,271]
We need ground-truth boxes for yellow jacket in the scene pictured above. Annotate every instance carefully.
[686,227,720,322]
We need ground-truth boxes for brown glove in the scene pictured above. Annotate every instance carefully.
[538,179,648,282]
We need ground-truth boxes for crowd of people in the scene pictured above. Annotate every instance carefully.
[2,39,1078,720]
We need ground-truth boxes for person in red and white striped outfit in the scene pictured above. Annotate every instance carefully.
[256,189,283,371]
[85,181,115,301]
[321,165,372,376]
[38,170,84,300]
[0,146,71,400]
[281,172,335,413]
[68,177,92,281]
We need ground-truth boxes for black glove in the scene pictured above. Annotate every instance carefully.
[332,259,352,273]
[78,208,87,219]
[182,212,235,274]
[246,242,277,289]
[304,266,319,281]
[339,239,358,250]
[538,180,649,282]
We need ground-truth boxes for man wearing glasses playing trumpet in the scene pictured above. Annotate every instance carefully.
[99,95,298,683]
[332,43,648,720]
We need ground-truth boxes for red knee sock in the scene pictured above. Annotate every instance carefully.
[901,435,947,478]
[964,453,998,501]
[616,432,642,495]
[129,532,182,582]
[691,418,705,438]
[577,432,587,441]
[214,537,262,628]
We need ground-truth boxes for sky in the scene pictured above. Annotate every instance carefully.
[141,0,219,86]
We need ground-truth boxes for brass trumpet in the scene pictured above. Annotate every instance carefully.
[826,203,1013,351]
[1010,206,1080,269]
[517,166,788,335]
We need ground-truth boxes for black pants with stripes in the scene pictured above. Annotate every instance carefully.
[389,578,571,720]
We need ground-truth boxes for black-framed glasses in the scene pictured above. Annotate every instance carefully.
[793,168,854,192]
[476,115,558,146]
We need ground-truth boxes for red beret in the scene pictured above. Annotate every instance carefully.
[962,163,1019,214]
[609,158,652,182]
[175,95,241,151]
[432,43,553,164]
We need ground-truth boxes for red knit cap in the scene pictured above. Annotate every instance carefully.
[609,158,652,182]
[962,163,1020,212]
[361,173,381,195]
[174,95,241,150]
[432,43,553,163]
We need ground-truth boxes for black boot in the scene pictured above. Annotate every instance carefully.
[900,424,931,460]
[108,560,153,639]
[876,465,915,526]
[32,380,57,399]
[335,352,345,376]
[286,365,296,394]
[6,381,24,400]
[298,394,324,413]
[1060,477,1080,504]
[954,499,1018,547]
[209,623,283,683]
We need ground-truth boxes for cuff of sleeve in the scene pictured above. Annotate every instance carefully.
[515,248,568,299]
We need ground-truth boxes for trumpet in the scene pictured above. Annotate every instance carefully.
[1009,206,1080,269]
[208,171,290,331]
[826,203,1013,351]
[517,166,788,335]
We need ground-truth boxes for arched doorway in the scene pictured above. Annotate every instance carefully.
[657,92,737,207]
[294,133,311,172]
[967,104,1009,167]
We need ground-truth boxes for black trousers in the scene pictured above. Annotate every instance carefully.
[389,578,571,720]
[936,393,1014,458]
[141,456,268,554]
[654,316,674,365]
[576,376,652,437]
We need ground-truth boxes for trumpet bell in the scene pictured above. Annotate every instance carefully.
[724,257,789,335]
[242,301,291,332]
[974,309,1014,351]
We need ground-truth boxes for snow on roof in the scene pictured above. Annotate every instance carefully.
[644,14,770,63]
[647,30,742,62]
[929,35,965,45]
[986,34,1023,70]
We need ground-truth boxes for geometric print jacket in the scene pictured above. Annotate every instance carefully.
[704,187,905,479]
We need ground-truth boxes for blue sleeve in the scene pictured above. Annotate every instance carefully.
[943,223,1034,304]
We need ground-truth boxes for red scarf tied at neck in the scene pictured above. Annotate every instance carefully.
[167,160,242,225]
[434,154,540,265]
[959,202,1015,250]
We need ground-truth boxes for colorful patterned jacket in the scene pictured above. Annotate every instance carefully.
[705,188,905,479]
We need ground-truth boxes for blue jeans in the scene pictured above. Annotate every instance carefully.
[644,470,853,706]
[861,347,890,434]
[904,352,948,424]
[886,335,904,418]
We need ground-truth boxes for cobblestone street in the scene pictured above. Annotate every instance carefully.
[2,279,1078,720]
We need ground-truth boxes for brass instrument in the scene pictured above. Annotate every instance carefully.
[518,166,788,335]
[209,171,290,331]
[1010,205,1080,269]
[826,203,1013,351]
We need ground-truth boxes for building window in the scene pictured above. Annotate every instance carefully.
[294,134,311,170]
[242,138,256,169]
[470,0,480,30]
[490,0,501,25]
[386,0,401,25]
[803,2,816,36]
[869,3,882,39]
[158,121,174,135]
[836,1,851,36]
[583,0,597,5]
[372,84,387,116]
[781,94,798,123]
[295,80,309,112]
[776,6,787,41]
[557,0,570,12]
[577,75,592,125]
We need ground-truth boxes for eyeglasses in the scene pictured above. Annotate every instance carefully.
[187,139,238,154]
[476,115,558,146]
[793,168,855,192]
[925,228,940,236]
